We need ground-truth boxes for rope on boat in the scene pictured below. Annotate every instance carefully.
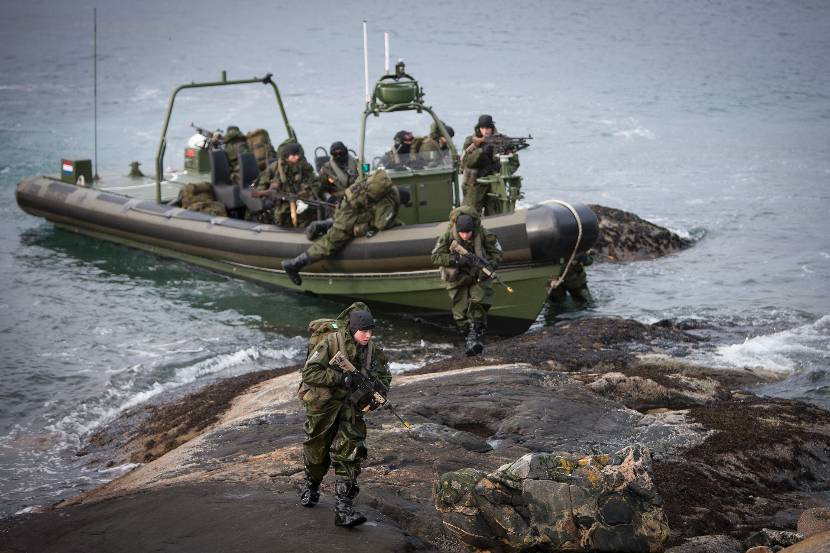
[546,200,583,291]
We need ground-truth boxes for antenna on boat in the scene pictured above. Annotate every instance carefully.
[93,7,100,181]
[362,20,370,103]
[384,31,390,74]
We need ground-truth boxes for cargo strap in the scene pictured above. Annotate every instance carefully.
[547,200,583,291]
[329,158,356,189]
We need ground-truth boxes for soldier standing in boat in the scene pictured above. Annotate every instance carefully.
[379,130,421,170]
[418,121,455,168]
[461,114,520,215]
[298,303,392,527]
[282,169,407,286]
[253,142,319,227]
[222,126,250,185]
[431,206,502,355]
[318,141,358,203]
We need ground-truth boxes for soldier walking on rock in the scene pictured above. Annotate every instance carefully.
[431,206,503,355]
[297,303,391,527]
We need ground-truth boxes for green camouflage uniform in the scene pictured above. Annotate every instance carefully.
[256,155,319,227]
[319,155,359,201]
[418,123,453,168]
[461,124,520,215]
[223,127,250,185]
[548,255,593,306]
[300,303,391,484]
[431,206,503,328]
[307,171,403,262]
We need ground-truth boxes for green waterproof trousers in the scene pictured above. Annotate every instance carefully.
[548,262,593,305]
[303,398,367,484]
[448,274,494,328]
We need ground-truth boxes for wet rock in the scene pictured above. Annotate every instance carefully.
[664,534,744,553]
[798,508,830,538]
[779,530,830,552]
[434,445,670,552]
[746,528,803,549]
[588,204,693,262]
[653,398,830,541]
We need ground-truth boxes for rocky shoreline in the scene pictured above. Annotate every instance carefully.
[2,207,828,552]
[2,317,829,552]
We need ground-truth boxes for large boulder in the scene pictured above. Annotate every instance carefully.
[798,508,830,538]
[434,444,669,552]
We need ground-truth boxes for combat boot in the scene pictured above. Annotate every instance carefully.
[299,478,320,508]
[464,324,484,356]
[305,218,333,241]
[281,252,311,286]
[334,480,367,527]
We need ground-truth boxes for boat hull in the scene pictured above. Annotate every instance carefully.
[16,176,597,334]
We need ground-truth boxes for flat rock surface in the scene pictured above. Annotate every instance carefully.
[0,481,425,553]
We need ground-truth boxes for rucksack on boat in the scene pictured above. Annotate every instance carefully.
[246,128,276,170]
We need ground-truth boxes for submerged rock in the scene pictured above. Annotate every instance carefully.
[435,445,670,552]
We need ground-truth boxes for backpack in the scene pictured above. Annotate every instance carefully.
[246,128,276,170]
[306,318,344,356]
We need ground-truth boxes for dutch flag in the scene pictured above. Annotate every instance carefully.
[62,161,74,174]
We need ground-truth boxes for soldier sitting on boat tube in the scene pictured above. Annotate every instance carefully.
[252,142,320,228]
[281,169,409,286]
[431,206,502,356]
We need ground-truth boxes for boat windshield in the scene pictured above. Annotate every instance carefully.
[364,111,456,173]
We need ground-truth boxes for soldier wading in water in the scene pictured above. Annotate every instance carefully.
[297,303,391,527]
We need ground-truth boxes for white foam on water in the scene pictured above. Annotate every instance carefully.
[713,315,830,372]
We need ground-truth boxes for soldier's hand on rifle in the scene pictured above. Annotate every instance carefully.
[341,372,355,390]
[472,136,487,147]
[455,252,474,269]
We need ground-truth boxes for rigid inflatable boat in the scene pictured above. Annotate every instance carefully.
[16,69,597,334]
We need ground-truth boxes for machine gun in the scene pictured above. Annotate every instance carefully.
[484,133,533,155]
[329,351,412,429]
[189,122,223,149]
[449,240,514,294]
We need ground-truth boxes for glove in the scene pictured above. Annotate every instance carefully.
[365,228,377,238]
[341,372,355,389]
[456,254,474,269]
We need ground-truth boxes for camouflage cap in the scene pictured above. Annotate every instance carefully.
[284,143,301,156]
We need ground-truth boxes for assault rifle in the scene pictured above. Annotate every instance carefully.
[485,133,533,155]
[449,240,514,294]
[329,351,412,429]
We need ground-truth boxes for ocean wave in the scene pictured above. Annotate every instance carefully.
[713,315,830,372]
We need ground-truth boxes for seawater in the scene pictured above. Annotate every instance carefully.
[1,0,829,516]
